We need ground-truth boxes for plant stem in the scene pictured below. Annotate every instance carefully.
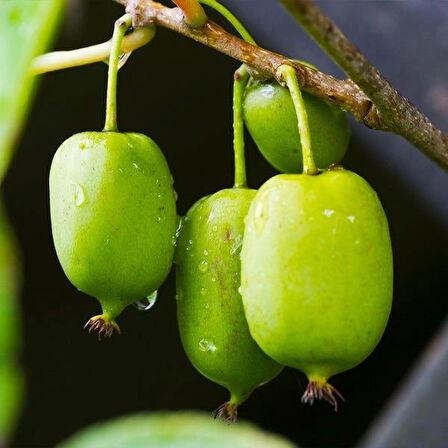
[277,64,317,175]
[171,0,207,27]
[198,0,256,44]
[233,65,250,188]
[31,27,155,75]
[104,14,132,132]
[116,0,448,170]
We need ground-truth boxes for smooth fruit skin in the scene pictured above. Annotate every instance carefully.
[243,81,350,173]
[176,188,283,416]
[50,132,177,327]
[241,168,393,386]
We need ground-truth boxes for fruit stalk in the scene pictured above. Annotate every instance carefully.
[171,0,207,27]
[198,0,256,45]
[104,14,132,132]
[277,64,317,175]
[31,27,155,75]
[233,65,250,188]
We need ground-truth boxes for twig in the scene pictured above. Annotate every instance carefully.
[31,27,155,75]
[116,0,381,127]
[280,0,448,169]
[116,0,448,169]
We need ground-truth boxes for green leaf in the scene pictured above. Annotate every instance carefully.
[0,0,66,182]
[58,411,297,448]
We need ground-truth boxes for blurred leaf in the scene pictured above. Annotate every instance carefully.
[0,0,66,182]
[0,200,23,441]
[0,362,24,441]
[0,200,21,362]
[58,411,297,448]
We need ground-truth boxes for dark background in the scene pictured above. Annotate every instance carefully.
[3,0,448,446]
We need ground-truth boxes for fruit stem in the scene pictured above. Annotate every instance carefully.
[104,14,132,133]
[171,0,208,28]
[233,65,250,188]
[277,64,318,175]
[198,0,256,44]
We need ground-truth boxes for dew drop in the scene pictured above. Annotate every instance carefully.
[211,277,216,283]
[260,84,275,99]
[133,162,139,170]
[200,287,206,296]
[347,215,356,223]
[133,290,158,311]
[198,260,209,272]
[323,209,334,217]
[254,200,267,232]
[72,182,86,206]
[198,338,216,353]
[157,216,162,223]
[212,225,218,232]
[230,235,243,255]
[203,249,209,256]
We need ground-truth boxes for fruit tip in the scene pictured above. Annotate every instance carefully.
[84,315,121,340]
[301,380,345,412]
[212,401,238,424]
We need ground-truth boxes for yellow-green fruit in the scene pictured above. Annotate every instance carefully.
[50,132,177,336]
[243,81,350,173]
[176,189,283,421]
[241,168,393,409]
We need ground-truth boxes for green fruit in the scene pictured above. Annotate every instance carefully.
[243,81,350,173]
[176,188,283,421]
[50,132,177,336]
[241,167,393,409]
[57,411,296,448]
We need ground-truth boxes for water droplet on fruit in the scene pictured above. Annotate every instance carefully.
[207,210,216,223]
[200,287,206,296]
[171,235,177,246]
[323,209,334,217]
[133,162,139,169]
[260,84,275,99]
[157,216,162,223]
[211,277,216,283]
[72,182,86,206]
[238,286,242,295]
[347,215,356,223]
[198,338,216,353]
[118,51,132,69]
[203,249,209,256]
[230,235,243,255]
[198,260,208,272]
[133,290,157,311]
[212,225,218,232]
[254,200,267,232]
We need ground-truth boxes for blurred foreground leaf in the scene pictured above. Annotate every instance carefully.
[58,411,297,448]
[0,0,65,181]
[0,202,23,441]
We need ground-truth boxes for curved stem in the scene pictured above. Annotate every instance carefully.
[104,14,132,132]
[277,64,317,175]
[31,27,155,75]
[233,65,250,188]
[198,0,256,44]
[171,0,207,27]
